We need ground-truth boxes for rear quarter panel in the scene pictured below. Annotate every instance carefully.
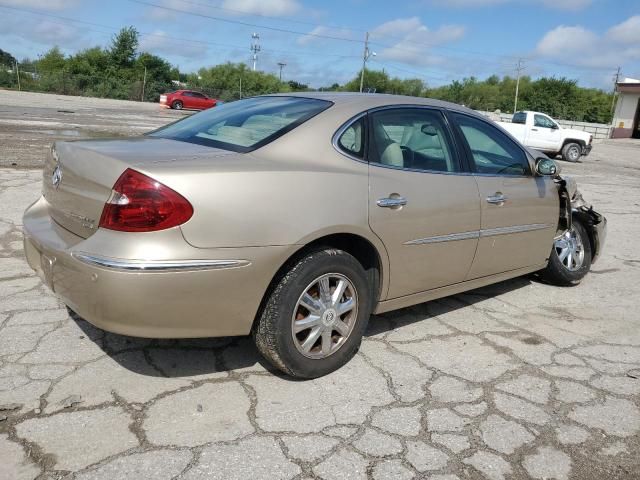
[148,111,373,250]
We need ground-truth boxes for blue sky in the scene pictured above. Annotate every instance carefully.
[0,0,638,89]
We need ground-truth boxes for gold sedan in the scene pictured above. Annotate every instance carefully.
[23,93,606,378]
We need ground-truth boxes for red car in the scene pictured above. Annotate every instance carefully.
[159,90,217,110]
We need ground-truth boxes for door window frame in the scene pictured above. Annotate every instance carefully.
[332,105,466,176]
[445,110,535,178]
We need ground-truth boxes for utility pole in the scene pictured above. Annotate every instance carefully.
[15,60,21,91]
[359,32,376,93]
[239,76,242,99]
[141,65,147,102]
[513,58,525,113]
[250,33,261,71]
[610,66,621,118]
[277,62,286,82]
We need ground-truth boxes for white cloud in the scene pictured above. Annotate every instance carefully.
[536,25,598,56]
[0,0,78,10]
[2,18,86,48]
[534,17,640,71]
[139,31,205,58]
[540,0,591,10]
[426,0,592,10]
[370,17,465,67]
[607,15,640,44]
[221,0,301,17]
[297,25,354,45]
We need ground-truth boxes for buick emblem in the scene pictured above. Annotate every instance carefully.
[52,165,63,189]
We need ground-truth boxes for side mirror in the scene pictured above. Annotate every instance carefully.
[551,124,559,130]
[535,157,557,176]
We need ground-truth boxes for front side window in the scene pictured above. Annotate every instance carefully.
[369,109,457,172]
[534,114,556,129]
[452,113,531,176]
[150,96,332,152]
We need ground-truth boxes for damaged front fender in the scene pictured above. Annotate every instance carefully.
[555,174,607,263]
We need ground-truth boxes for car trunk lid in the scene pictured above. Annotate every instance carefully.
[42,137,235,238]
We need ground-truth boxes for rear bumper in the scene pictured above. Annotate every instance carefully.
[23,197,293,338]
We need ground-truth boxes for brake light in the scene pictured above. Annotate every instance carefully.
[99,169,193,232]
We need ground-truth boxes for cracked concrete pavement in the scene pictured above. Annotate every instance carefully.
[1,93,640,479]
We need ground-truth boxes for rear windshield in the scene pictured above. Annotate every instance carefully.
[149,96,332,153]
[512,112,526,124]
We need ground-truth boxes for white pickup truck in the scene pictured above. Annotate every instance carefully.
[498,111,592,162]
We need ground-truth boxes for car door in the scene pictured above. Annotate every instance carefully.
[528,114,562,151]
[448,111,559,279]
[191,92,208,109]
[365,107,481,299]
[182,91,197,109]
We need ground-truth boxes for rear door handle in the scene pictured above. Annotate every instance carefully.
[531,128,538,131]
[377,196,407,208]
[486,193,507,205]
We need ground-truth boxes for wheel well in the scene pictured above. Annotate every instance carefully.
[563,138,585,148]
[251,233,383,332]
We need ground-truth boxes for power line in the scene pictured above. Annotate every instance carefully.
[0,5,360,62]
[129,0,365,43]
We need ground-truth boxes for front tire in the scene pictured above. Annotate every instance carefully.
[562,142,582,162]
[253,248,372,378]
[541,220,592,286]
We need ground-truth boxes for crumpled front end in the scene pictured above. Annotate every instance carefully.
[555,174,606,263]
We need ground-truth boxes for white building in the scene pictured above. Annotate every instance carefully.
[612,78,640,139]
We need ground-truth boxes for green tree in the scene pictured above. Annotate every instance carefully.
[109,26,139,68]
[37,47,66,73]
[0,48,16,67]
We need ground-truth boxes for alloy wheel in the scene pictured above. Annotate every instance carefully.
[291,273,358,359]
[554,226,585,272]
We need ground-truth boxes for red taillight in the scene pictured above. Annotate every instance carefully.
[99,168,193,232]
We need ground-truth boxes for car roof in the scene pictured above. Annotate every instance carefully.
[266,92,477,115]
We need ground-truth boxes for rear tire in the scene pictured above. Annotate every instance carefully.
[541,220,592,286]
[253,248,372,378]
[562,142,582,162]
[171,100,183,110]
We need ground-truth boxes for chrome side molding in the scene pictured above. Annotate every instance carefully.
[71,253,251,272]
[405,223,553,245]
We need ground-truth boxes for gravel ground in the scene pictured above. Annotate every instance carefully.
[1,91,640,479]
[0,90,189,168]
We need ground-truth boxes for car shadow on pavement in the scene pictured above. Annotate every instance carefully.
[68,276,533,379]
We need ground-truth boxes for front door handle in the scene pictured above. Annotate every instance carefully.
[377,196,407,208]
[486,193,507,205]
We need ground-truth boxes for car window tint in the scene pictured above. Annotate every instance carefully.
[149,96,332,153]
[534,114,555,129]
[182,92,193,97]
[369,109,457,172]
[452,113,530,176]
[512,112,526,124]
[337,118,365,158]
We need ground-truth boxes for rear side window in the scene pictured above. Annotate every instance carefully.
[512,112,526,124]
[149,96,332,153]
[337,117,365,158]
